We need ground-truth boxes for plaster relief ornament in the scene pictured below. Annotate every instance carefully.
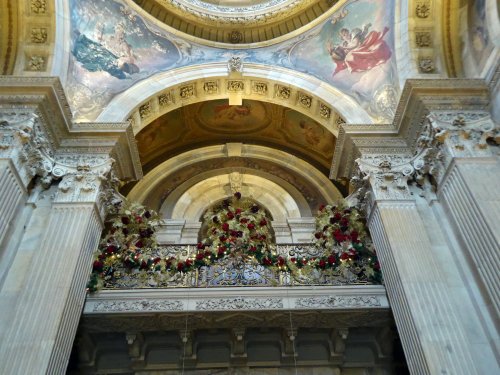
[228,56,243,73]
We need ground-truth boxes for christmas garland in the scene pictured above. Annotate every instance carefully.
[311,203,381,283]
[87,194,381,291]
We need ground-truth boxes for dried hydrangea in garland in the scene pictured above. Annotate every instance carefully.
[87,200,162,292]
[170,192,277,273]
[310,203,381,283]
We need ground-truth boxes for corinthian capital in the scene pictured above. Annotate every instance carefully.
[355,155,415,201]
[427,111,499,158]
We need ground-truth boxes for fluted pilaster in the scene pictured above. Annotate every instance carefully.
[0,200,103,375]
[439,158,500,317]
[368,201,485,375]
[0,161,25,249]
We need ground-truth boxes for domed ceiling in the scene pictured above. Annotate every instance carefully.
[132,0,336,44]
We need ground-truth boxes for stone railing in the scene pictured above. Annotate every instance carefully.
[101,244,378,289]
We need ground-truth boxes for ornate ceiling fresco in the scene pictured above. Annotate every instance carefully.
[67,0,397,123]
[136,99,336,174]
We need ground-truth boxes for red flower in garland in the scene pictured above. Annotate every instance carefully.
[196,253,204,260]
[227,212,235,220]
[333,229,345,243]
[259,219,267,226]
[277,256,285,266]
[340,252,350,261]
[318,259,326,269]
[222,223,230,231]
[92,260,104,272]
[247,223,255,230]
[177,262,184,271]
[106,245,118,254]
[328,255,336,265]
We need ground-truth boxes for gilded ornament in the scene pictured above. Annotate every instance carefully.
[179,84,195,99]
[252,82,268,95]
[416,2,430,18]
[139,102,152,119]
[275,85,291,100]
[203,81,218,94]
[227,80,244,92]
[158,92,174,107]
[298,92,312,108]
[30,28,48,44]
[30,0,47,14]
[415,31,431,48]
[319,104,331,119]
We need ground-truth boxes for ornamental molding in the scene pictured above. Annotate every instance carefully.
[0,111,115,198]
[295,295,382,309]
[330,79,491,182]
[93,299,184,313]
[196,297,283,310]
[162,0,316,26]
[0,77,142,182]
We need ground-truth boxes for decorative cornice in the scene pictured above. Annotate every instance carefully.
[83,285,390,314]
[0,77,142,182]
[330,79,491,181]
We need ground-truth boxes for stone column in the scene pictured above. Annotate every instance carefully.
[356,153,498,375]
[428,112,500,318]
[0,165,112,375]
[0,113,36,253]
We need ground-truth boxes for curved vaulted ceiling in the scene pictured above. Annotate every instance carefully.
[132,0,336,44]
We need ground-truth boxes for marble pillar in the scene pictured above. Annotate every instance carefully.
[0,172,109,375]
[356,154,499,375]
[428,112,500,319]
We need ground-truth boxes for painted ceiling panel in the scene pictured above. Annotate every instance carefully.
[67,0,398,122]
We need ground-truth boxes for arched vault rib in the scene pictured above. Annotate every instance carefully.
[168,174,301,223]
[161,168,311,219]
[126,144,343,212]
[96,63,373,133]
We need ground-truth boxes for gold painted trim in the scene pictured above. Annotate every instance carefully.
[441,0,463,77]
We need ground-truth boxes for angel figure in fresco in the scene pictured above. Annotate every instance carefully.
[299,120,321,146]
[213,104,251,121]
[326,23,391,76]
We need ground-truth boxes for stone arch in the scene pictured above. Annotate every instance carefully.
[160,168,312,219]
[96,63,373,134]
[127,144,343,209]
[168,174,301,223]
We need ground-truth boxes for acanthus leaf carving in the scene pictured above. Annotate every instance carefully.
[295,296,382,309]
[427,111,499,158]
[196,297,283,310]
